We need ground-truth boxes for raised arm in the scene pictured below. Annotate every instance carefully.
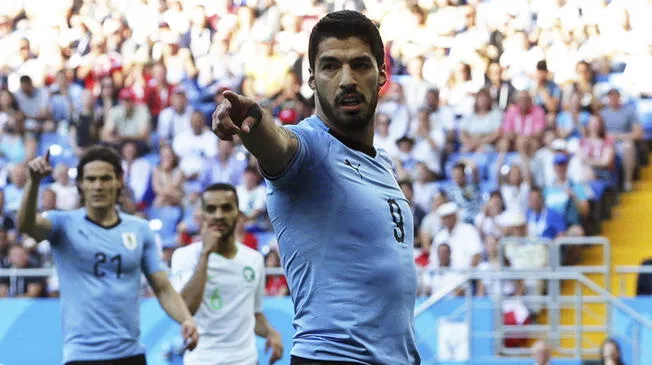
[18,152,53,242]
[212,91,299,177]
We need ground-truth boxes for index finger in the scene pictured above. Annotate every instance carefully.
[45,148,50,163]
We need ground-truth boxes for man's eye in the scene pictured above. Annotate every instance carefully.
[322,64,336,70]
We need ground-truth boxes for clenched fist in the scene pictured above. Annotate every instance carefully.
[27,150,53,182]
[211,90,263,141]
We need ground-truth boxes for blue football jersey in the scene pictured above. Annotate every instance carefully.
[263,116,421,364]
[44,208,165,363]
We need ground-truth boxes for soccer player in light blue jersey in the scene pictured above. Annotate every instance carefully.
[211,10,421,365]
[18,146,199,365]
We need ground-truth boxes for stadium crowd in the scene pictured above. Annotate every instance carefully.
[0,0,651,336]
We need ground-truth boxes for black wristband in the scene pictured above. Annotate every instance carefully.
[245,104,263,128]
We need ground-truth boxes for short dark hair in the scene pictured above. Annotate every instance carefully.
[453,162,466,171]
[530,186,543,196]
[202,183,239,208]
[308,10,385,71]
[398,179,413,191]
[19,75,32,84]
[536,60,548,72]
[76,145,124,182]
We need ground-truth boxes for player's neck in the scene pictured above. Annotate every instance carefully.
[215,236,238,259]
[85,206,119,227]
[316,110,374,148]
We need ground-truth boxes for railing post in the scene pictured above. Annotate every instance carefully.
[551,237,560,349]
[575,281,583,359]
[465,280,473,360]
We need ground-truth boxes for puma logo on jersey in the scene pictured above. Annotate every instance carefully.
[344,159,362,179]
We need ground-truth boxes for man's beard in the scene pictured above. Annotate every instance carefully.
[316,86,378,131]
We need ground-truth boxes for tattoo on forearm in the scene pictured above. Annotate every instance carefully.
[279,127,297,140]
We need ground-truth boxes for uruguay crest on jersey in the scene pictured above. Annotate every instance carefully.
[121,232,138,251]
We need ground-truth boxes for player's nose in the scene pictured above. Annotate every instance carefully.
[338,65,357,90]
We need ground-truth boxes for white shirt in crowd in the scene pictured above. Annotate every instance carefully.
[236,184,266,217]
[432,222,483,269]
[157,106,194,141]
[171,241,265,365]
[172,129,218,161]
[49,182,79,210]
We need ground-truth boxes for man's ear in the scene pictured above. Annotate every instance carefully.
[308,70,316,90]
[378,66,388,89]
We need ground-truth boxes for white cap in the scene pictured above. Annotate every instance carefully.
[436,202,459,217]
[551,139,567,151]
[498,211,526,228]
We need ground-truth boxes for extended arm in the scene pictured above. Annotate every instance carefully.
[18,155,53,242]
[148,271,195,324]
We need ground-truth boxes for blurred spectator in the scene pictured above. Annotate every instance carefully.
[433,202,483,270]
[0,245,46,298]
[600,88,642,192]
[446,162,482,223]
[4,164,28,214]
[579,114,616,183]
[474,191,508,239]
[14,75,49,131]
[40,188,57,212]
[419,190,449,257]
[484,61,515,111]
[0,111,37,165]
[49,69,83,124]
[377,82,410,141]
[264,249,288,296]
[556,92,590,141]
[459,88,502,153]
[543,153,590,233]
[49,163,79,211]
[526,187,567,240]
[600,338,625,365]
[157,86,193,142]
[236,166,267,230]
[101,88,151,151]
[172,110,217,166]
[502,90,546,144]
[120,141,152,205]
[531,60,561,115]
[531,340,552,365]
[411,162,438,213]
[0,88,19,131]
[421,243,465,297]
[373,113,398,158]
[202,140,246,188]
[152,145,184,207]
[0,191,15,232]
[497,155,532,214]
[441,62,480,117]
[477,236,524,298]
[70,90,102,155]
[411,108,446,177]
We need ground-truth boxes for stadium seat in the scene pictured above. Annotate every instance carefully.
[147,206,183,246]
[636,99,652,141]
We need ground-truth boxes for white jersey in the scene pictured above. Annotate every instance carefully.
[171,242,265,365]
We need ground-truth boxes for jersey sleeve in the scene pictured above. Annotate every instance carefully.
[42,210,69,244]
[254,255,265,313]
[170,246,199,292]
[260,124,322,189]
[141,224,165,276]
